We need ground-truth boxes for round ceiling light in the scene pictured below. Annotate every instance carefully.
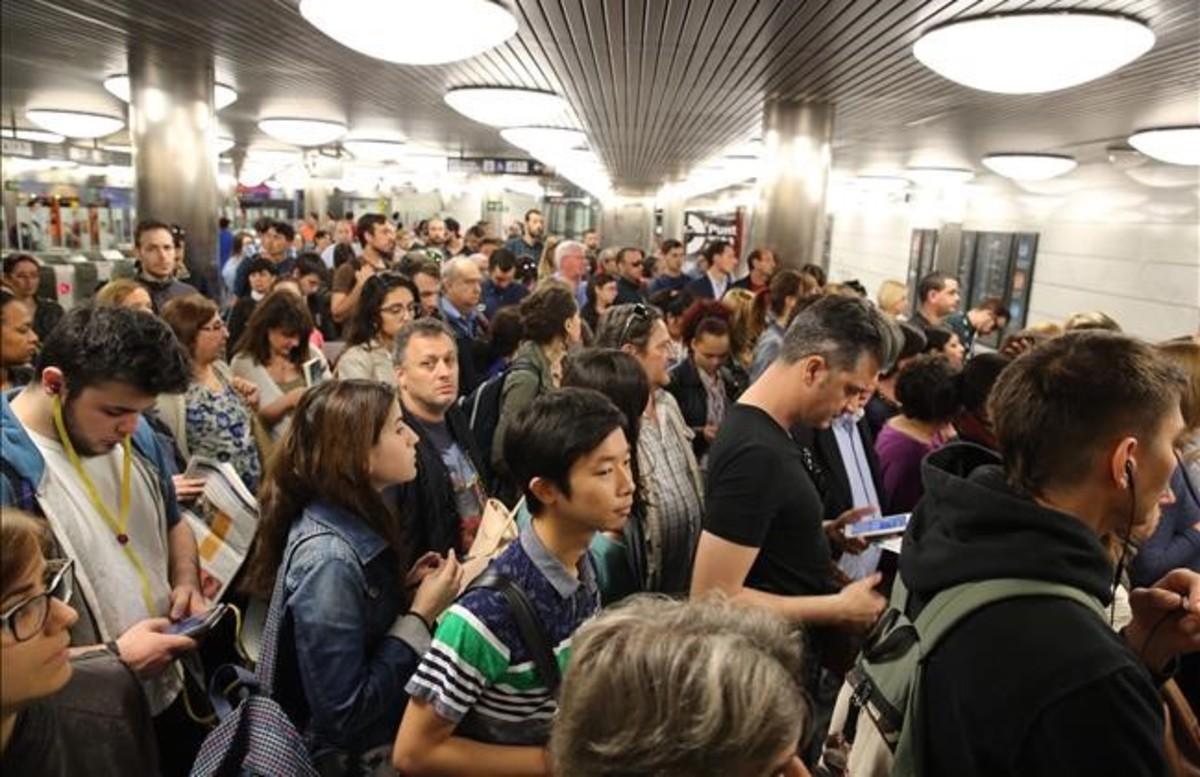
[913,12,1155,93]
[982,153,1078,180]
[103,74,239,110]
[299,0,516,65]
[257,118,347,147]
[26,109,124,139]
[343,137,408,162]
[444,87,569,128]
[1128,126,1200,166]
[2,127,64,144]
[906,167,975,186]
[500,126,586,151]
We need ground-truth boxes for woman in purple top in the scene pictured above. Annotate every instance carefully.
[875,354,961,513]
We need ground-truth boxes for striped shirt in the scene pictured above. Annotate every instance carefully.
[639,389,704,593]
[405,521,599,745]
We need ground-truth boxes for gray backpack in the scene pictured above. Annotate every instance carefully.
[821,576,1104,777]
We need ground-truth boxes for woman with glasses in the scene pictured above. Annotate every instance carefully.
[1,510,77,772]
[336,273,420,384]
[157,294,264,493]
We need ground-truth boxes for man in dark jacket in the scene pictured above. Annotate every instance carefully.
[389,318,488,556]
[901,331,1199,777]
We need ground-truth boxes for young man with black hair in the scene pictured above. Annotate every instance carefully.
[943,295,1010,355]
[732,247,777,293]
[912,271,961,330]
[134,220,196,312]
[394,388,634,777]
[0,305,205,769]
[482,247,528,320]
[232,219,295,299]
[901,331,1199,777]
[292,252,338,342]
[613,247,648,305]
[391,319,489,556]
[226,257,277,348]
[687,240,737,300]
[330,213,396,324]
[504,208,545,265]
[648,239,687,295]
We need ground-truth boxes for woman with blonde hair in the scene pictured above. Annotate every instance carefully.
[94,278,153,314]
[536,235,562,282]
[876,279,908,317]
[720,287,758,394]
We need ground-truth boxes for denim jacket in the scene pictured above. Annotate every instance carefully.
[275,501,431,757]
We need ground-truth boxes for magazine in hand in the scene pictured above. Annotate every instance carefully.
[182,456,259,602]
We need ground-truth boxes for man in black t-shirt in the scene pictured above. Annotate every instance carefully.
[692,295,902,633]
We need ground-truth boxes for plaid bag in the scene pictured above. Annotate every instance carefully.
[190,550,317,777]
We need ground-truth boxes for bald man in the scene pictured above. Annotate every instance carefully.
[439,257,487,396]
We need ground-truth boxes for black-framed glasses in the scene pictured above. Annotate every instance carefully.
[618,303,652,346]
[381,302,420,318]
[1,558,74,642]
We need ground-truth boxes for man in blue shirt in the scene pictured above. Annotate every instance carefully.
[503,208,545,265]
[482,248,528,320]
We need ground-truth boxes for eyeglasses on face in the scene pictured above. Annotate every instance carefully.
[380,302,421,318]
[0,558,74,643]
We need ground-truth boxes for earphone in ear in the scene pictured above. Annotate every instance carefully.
[1124,459,1135,486]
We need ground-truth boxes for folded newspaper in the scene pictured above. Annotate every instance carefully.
[181,456,259,602]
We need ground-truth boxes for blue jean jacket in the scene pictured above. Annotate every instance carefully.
[275,501,430,756]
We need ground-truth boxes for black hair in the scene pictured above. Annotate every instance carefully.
[660,238,683,254]
[488,247,519,273]
[595,303,662,351]
[519,283,578,345]
[485,306,524,364]
[253,216,272,234]
[233,290,314,366]
[219,217,231,229]
[702,241,730,263]
[269,220,295,243]
[356,213,388,247]
[445,217,461,235]
[780,295,900,372]
[293,253,329,284]
[524,208,543,223]
[896,354,960,423]
[3,253,38,276]
[314,229,329,241]
[923,325,959,356]
[244,257,277,277]
[882,322,928,378]
[917,271,952,305]
[562,348,650,517]
[332,243,356,269]
[958,352,1011,415]
[134,219,172,247]
[347,272,419,347]
[504,387,626,514]
[36,305,189,398]
[649,288,694,320]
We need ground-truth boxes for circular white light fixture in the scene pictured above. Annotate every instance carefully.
[913,12,1155,94]
[982,153,1078,180]
[102,74,239,110]
[1128,126,1200,166]
[500,126,586,151]
[257,117,346,147]
[26,109,124,139]
[215,136,236,154]
[2,127,64,144]
[444,87,569,128]
[343,138,408,162]
[299,0,517,65]
[906,167,975,186]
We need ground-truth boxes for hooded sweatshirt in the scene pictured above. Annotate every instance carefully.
[901,443,1166,777]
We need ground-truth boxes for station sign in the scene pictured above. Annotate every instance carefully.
[447,157,547,176]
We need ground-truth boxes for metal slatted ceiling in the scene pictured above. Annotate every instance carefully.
[2,0,1197,193]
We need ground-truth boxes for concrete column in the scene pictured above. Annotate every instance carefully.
[600,199,655,252]
[752,100,834,270]
[659,192,685,245]
[128,43,219,295]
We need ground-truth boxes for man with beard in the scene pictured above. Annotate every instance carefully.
[504,208,545,265]
[331,213,396,326]
[1,305,206,773]
[389,318,489,557]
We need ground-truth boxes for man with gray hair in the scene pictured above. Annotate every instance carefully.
[390,318,489,556]
[691,295,901,749]
[439,256,487,396]
[552,240,589,310]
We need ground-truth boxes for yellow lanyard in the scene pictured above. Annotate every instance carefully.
[52,396,157,618]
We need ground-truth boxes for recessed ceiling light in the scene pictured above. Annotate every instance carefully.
[906,167,975,186]
[26,109,124,139]
[257,118,347,147]
[299,0,516,65]
[982,153,1078,180]
[500,126,587,151]
[2,127,64,144]
[343,138,408,162]
[102,74,238,110]
[914,12,1155,93]
[1128,126,1200,166]
[444,87,569,128]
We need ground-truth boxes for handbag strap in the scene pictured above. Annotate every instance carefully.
[468,570,561,696]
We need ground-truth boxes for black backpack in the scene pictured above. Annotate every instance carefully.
[458,358,540,485]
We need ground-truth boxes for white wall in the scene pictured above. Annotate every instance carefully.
[827,162,1200,341]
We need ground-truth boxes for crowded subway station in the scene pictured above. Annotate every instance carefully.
[0,1,1198,775]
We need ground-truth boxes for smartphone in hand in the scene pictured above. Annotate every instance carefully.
[166,603,230,640]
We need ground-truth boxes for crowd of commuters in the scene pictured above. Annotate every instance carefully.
[0,207,1197,777]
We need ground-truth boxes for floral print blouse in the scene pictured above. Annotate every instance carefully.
[184,378,262,492]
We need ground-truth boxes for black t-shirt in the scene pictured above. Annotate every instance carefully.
[1,702,67,777]
[704,404,835,597]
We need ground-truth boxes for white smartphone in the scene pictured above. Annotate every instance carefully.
[844,512,911,539]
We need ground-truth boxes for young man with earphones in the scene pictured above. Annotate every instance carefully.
[896,331,1200,777]
[1,305,206,774]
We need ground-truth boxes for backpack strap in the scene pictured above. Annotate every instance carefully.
[468,569,562,696]
[1,457,41,515]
